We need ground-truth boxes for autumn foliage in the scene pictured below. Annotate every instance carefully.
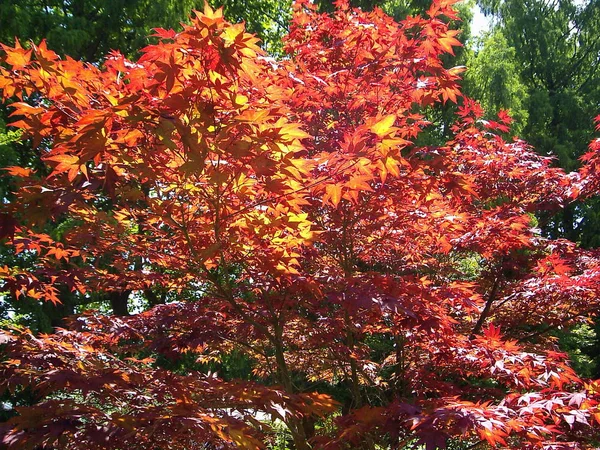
[2,0,600,448]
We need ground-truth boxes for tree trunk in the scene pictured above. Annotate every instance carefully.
[109,290,131,316]
[272,324,312,450]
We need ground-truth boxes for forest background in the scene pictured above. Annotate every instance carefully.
[1,0,600,446]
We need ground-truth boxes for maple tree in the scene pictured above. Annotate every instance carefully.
[2,0,600,448]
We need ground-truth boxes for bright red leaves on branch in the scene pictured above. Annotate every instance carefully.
[1,0,600,448]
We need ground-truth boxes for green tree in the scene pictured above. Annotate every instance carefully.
[219,0,292,53]
[0,0,202,62]
[470,0,600,242]
[464,30,528,134]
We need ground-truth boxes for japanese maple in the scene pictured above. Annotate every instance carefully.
[1,0,600,449]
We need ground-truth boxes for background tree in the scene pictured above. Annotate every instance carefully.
[0,0,199,61]
[463,30,528,134]
[468,0,600,243]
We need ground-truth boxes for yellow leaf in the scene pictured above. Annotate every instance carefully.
[438,36,462,55]
[448,65,467,75]
[229,428,264,449]
[370,114,396,136]
[105,93,119,106]
[203,2,223,19]
[279,123,310,141]
[346,175,373,191]
[325,184,342,207]
[222,23,245,47]
[233,93,249,106]
[2,41,32,69]
[287,212,309,223]
[384,157,401,177]
[236,109,270,123]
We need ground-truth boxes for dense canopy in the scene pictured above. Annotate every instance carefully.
[2,0,600,448]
